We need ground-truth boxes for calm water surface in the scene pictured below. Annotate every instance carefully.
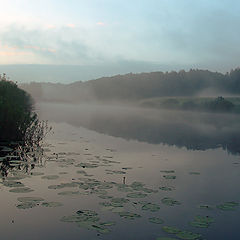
[0,103,239,240]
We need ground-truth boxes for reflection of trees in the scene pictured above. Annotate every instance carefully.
[77,110,240,155]
[39,103,240,155]
[89,118,240,155]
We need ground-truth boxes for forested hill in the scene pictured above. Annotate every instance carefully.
[20,68,240,103]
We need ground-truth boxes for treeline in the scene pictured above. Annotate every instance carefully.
[20,68,240,103]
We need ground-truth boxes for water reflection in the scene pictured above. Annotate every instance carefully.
[38,103,240,155]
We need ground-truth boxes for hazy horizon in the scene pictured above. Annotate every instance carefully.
[0,0,240,84]
[1,63,239,84]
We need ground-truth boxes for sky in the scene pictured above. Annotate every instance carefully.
[0,0,240,82]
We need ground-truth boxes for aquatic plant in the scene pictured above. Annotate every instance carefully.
[0,76,52,177]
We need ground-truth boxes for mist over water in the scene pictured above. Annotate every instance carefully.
[38,102,240,155]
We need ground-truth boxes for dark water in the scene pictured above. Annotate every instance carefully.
[0,103,239,240]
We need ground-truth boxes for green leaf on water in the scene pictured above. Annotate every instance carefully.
[190,215,214,228]
[142,203,160,212]
[118,211,141,220]
[163,175,176,180]
[9,187,34,193]
[161,197,181,206]
[16,202,37,209]
[41,202,63,207]
[162,226,180,234]
[149,217,164,224]
[216,201,239,211]
[41,175,59,180]
[17,197,44,203]
[127,192,147,198]
[176,231,202,240]
[159,186,175,191]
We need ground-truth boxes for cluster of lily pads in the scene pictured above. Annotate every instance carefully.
[159,226,202,240]
[16,196,63,209]
[61,209,115,234]
[1,143,239,240]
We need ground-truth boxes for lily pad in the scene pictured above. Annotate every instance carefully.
[159,186,175,191]
[199,204,213,210]
[160,170,175,173]
[127,192,147,198]
[149,217,164,224]
[217,201,239,211]
[162,226,180,234]
[58,191,80,196]
[100,222,116,226]
[163,175,176,180]
[156,238,178,240]
[76,163,99,168]
[9,187,34,193]
[30,172,44,176]
[161,197,181,206]
[189,172,200,175]
[98,195,113,199]
[41,202,63,207]
[176,231,202,240]
[17,197,44,203]
[190,215,214,228]
[41,175,59,180]
[16,202,37,209]
[142,203,160,212]
[118,211,141,220]
[3,181,24,188]
[111,198,129,204]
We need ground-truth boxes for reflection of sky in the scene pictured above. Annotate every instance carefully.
[0,0,240,72]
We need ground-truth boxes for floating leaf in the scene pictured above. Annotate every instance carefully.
[127,192,147,198]
[118,212,141,220]
[176,231,202,240]
[3,181,24,188]
[156,238,178,240]
[100,222,116,226]
[142,203,160,212]
[30,172,44,176]
[190,215,214,228]
[189,172,200,175]
[198,204,213,210]
[76,163,99,168]
[217,201,239,211]
[162,226,180,234]
[98,195,113,199]
[159,186,175,191]
[58,191,80,196]
[16,202,37,209]
[41,175,59,180]
[41,202,63,207]
[149,217,164,224]
[9,187,34,193]
[163,175,176,180]
[160,170,175,174]
[111,198,129,204]
[161,197,181,206]
[17,197,44,203]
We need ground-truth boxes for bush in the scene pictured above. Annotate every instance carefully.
[0,74,37,143]
[204,96,234,112]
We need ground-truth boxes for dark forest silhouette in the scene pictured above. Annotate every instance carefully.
[21,68,240,103]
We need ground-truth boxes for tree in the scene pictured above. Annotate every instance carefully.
[0,76,37,142]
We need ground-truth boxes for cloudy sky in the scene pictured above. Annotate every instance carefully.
[0,0,240,77]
